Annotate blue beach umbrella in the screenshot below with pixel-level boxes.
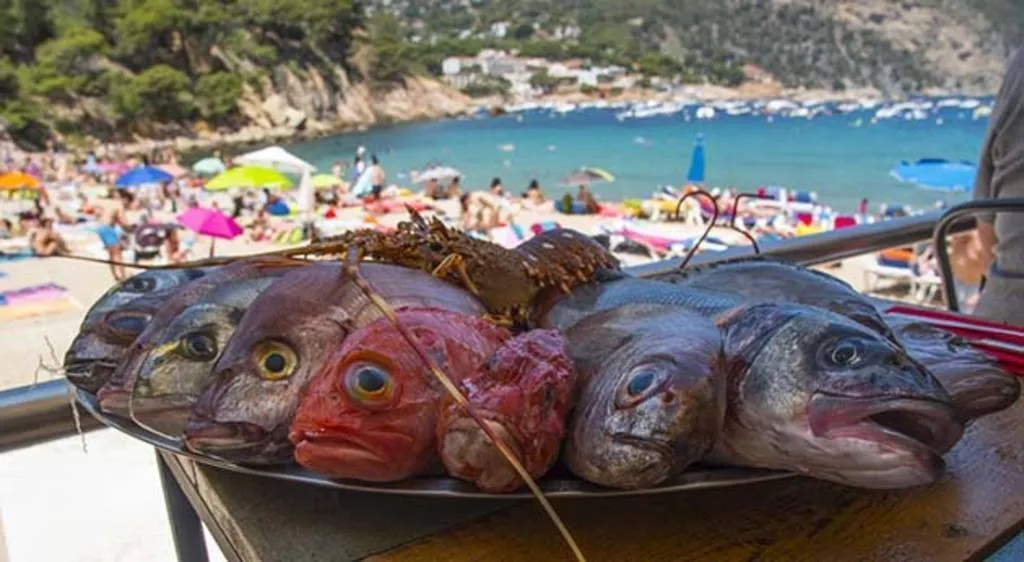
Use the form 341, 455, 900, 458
686, 134, 706, 184
890, 158, 977, 192
115, 165, 174, 188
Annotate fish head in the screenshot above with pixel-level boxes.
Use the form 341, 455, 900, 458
82, 268, 209, 326
182, 267, 361, 464
290, 309, 499, 482
564, 305, 726, 489
64, 289, 179, 394
890, 319, 1021, 422
828, 299, 899, 343
129, 303, 246, 437
718, 303, 963, 489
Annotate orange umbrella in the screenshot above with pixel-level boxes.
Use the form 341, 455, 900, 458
0, 172, 41, 190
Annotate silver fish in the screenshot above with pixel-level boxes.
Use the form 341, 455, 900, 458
543, 277, 963, 489
555, 303, 726, 489
129, 276, 284, 438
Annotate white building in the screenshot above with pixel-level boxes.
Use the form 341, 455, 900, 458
490, 22, 509, 39
441, 57, 462, 76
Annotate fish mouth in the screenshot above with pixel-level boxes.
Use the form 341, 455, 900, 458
96, 386, 130, 416
290, 429, 410, 482
809, 393, 963, 455
183, 419, 279, 463
64, 360, 117, 392
130, 395, 198, 438
943, 369, 1021, 422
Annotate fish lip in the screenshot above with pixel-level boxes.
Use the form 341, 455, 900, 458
97, 387, 130, 415
289, 429, 409, 464
184, 419, 270, 453
808, 393, 963, 454
609, 432, 674, 458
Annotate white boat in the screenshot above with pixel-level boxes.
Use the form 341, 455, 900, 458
695, 106, 716, 119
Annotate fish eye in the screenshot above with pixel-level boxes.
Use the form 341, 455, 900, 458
344, 362, 395, 406
253, 341, 298, 381
106, 312, 150, 336
616, 367, 666, 409
428, 241, 444, 252
627, 370, 656, 396
182, 333, 218, 361
828, 339, 864, 367
123, 276, 157, 293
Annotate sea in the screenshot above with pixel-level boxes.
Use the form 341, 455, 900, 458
284, 103, 992, 214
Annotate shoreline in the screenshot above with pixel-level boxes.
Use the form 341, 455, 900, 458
6, 79, 993, 162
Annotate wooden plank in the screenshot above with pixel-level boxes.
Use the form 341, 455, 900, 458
372, 398, 1024, 562
167, 456, 510, 561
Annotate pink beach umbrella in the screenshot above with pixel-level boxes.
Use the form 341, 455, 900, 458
98, 162, 131, 175
177, 207, 243, 257
158, 163, 188, 178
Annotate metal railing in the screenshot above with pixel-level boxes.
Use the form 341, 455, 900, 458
0, 205, 988, 451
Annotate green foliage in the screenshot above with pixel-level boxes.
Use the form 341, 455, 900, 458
461, 76, 511, 98
529, 69, 559, 93
367, 12, 417, 87
112, 64, 193, 121
194, 71, 243, 123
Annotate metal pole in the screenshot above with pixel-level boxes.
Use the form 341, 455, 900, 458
157, 452, 210, 562
0, 380, 102, 452
932, 198, 1024, 312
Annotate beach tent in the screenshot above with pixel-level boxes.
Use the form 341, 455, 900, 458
686, 134, 706, 184
234, 146, 316, 225
890, 159, 977, 191
0, 172, 41, 190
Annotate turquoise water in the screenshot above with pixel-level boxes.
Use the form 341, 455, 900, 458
285, 106, 990, 214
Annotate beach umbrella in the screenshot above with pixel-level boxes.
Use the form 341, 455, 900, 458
192, 157, 226, 177
267, 200, 291, 216
234, 145, 315, 174
890, 159, 977, 192
158, 163, 188, 178
0, 171, 41, 190
311, 173, 344, 189
562, 167, 616, 185
686, 134, 706, 184
98, 162, 131, 175
204, 165, 293, 191
177, 207, 243, 258
116, 165, 174, 188
413, 166, 462, 183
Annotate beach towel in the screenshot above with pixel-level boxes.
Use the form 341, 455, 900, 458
364, 199, 430, 214
0, 283, 76, 321
530, 221, 560, 236
490, 224, 528, 249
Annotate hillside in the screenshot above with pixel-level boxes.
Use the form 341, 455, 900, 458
0, 0, 473, 149
378, 0, 1022, 95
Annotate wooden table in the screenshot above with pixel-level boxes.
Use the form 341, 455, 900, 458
160, 396, 1024, 562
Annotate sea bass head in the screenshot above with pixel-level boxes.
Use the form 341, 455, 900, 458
65, 268, 210, 393
289, 308, 508, 482
129, 276, 283, 438
438, 328, 577, 492
95, 258, 298, 416
561, 304, 726, 489
888, 316, 1021, 423
710, 302, 963, 489
184, 263, 486, 465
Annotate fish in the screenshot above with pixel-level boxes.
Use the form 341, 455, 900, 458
649, 257, 898, 343
128, 276, 286, 438
553, 304, 725, 489
289, 308, 509, 482
184, 263, 487, 465
541, 276, 963, 489
437, 328, 578, 492
886, 314, 1021, 423
64, 268, 212, 393
96, 258, 300, 416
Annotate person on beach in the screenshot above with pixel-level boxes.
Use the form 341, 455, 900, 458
332, 160, 344, 178
29, 218, 70, 257
970, 46, 1024, 325
490, 177, 505, 197
96, 189, 131, 281
446, 176, 463, 199
369, 156, 386, 201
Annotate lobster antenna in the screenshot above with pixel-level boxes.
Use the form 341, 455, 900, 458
726, 193, 762, 254
674, 188, 720, 269
338, 247, 586, 562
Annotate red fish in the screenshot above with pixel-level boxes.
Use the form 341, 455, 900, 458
289, 308, 509, 482
437, 329, 577, 492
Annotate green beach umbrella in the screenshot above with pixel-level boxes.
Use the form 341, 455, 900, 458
311, 173, 344, 189
192, 157, 226, 177
204, 165, 293, 191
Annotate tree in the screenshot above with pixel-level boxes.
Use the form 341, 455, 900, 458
35, 27, 107, 76
367, 12, 416, 87
112, 64, 193, 121
529, 69, 559, 93
511, 22, 534, 40
113, 0, 186, 69
194, 71, 243, 124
